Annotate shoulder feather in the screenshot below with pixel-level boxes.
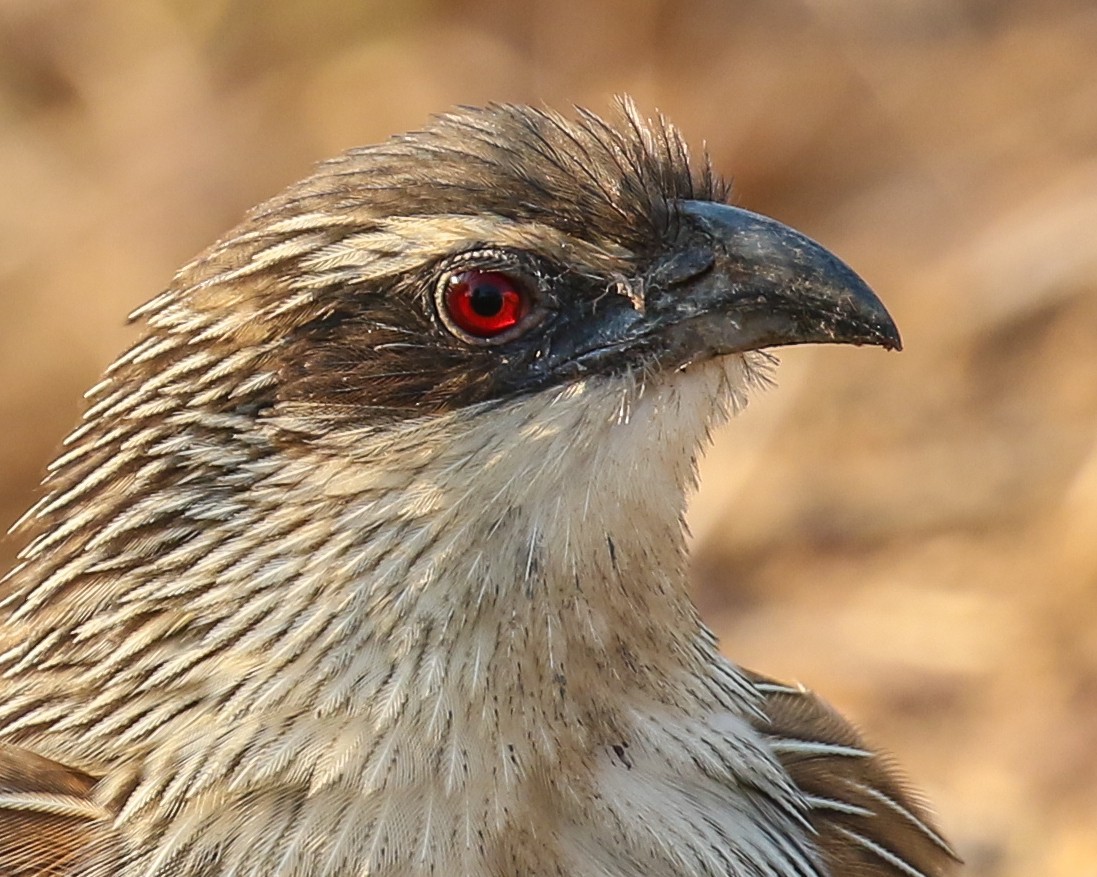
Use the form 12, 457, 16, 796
0, 744, 120, 876
744, 671, 961, 877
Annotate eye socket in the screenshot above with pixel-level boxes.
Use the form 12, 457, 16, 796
440, 269, 534, 341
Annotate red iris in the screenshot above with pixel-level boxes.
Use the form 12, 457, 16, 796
444, 270, 529, 338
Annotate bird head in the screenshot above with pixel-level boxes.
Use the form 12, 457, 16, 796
98, 102, 896, 494
156, 100, 896, 420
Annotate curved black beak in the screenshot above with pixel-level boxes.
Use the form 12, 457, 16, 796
538, 199, 900, 384
654, 200, 900, 358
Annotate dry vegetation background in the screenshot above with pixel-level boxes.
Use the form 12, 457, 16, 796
1, 0, 1096, 874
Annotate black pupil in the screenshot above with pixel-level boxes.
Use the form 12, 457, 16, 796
470, 282, 504, 316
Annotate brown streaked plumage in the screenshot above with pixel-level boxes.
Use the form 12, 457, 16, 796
0, 100, 958, 876
0, 743, 119, 875
745, 675, 957, 876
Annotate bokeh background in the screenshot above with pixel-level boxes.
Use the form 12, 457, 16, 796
2, 1, 1096, 874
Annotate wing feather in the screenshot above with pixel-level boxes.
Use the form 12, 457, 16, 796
0, 744, 121, 876
745, 672, 961, 877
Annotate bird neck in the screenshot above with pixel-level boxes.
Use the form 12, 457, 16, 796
1, 359, 814, 877
3, 365, 739, 752
239, 376, 721, 728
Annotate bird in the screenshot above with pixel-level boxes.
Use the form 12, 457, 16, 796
0, 100, 959, 877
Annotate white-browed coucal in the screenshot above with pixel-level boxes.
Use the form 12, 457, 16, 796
0, 101, 958, 877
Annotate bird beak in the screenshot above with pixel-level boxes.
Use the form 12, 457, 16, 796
659, 200, 901, 358
544, 200, 900, 382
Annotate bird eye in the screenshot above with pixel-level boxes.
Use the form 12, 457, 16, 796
440, 269, 533, 341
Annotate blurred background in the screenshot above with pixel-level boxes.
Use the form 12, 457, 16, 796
1, 0, 1095, 873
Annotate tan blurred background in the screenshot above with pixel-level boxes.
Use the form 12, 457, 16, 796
2, 0, 1096, 873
